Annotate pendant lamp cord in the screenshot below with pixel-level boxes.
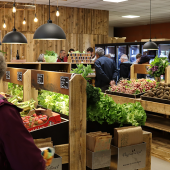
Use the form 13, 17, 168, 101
4, 4, 5, 21
14, 13, 15, 29
57, 0, 58, 7
150, 0, 151, 40
49, 0, 50, 20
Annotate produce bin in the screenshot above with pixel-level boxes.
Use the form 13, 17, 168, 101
141, 95, 170, 104
31, 118, 69, 145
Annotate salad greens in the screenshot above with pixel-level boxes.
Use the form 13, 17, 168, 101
38, 90, 69, 116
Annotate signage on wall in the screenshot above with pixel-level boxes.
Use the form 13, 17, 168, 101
60, 76, 69, 89
37, 74, 44, 85
6, 71, 10, 80
17, 72, 22, 82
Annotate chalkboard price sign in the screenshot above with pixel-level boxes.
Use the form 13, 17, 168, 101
6, 71, 10, 80
17, 72, 22, 81
37, 74, 44, 85
60, 76, 69, 89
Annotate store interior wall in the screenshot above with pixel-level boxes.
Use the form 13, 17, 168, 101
114, 22, 170, 42
109, 26, 114, 37
1, 2, 110, 62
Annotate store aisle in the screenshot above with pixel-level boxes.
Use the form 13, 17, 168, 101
151, 156, 170, 170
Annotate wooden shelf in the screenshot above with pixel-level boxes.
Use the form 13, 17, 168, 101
145, 115, 170, 133
152, 137, 170, 163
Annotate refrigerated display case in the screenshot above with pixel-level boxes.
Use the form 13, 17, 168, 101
105, 46, 116, 61
128, 45, 140, 63
117, 45, 127, 69
158, 44, 170, 59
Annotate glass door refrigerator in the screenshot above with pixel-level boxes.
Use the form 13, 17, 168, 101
105, 45, 116, 62
116, 44, 127, 69
157, 43, 170, 59
128, 43, 140, 63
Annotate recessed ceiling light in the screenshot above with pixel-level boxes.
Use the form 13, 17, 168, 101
122, 15, 140, 18
103, 0, 128, 2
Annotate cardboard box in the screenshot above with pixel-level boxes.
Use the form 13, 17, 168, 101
26, 108, 61, 132
111, 143, 146, 170
115, 37, 126, 43
114, 126, 143, 148
86, 149, 111, 169
141, 38, 170, 42
87, 131, 112, 152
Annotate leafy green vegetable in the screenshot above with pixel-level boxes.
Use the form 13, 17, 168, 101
44, 50, 58, 63
38, 90, 69, 115
45, 50, 56, 56
148, 56, 169, 77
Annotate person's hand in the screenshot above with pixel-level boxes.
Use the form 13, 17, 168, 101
110, 80, 115, 86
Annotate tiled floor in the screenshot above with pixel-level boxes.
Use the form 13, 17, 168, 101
151, 156, 170, 170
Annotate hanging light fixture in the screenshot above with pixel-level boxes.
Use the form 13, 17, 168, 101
3, 4, 6, 28
33, 0, 66, 40
34, 0, 38, 22
56, 0, 60, 17
2, 13, 27, 44
143, 0, 158, 50
12, 0, 16, 13
23, 8, 26, 25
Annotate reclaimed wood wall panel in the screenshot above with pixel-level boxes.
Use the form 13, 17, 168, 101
0, 2, 109, 61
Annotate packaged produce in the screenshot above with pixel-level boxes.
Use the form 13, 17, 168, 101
23, 108, 61, 132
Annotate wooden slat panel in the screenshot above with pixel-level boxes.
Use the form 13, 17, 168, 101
134, 64, 150, 74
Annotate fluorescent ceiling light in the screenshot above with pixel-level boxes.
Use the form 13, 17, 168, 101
122, 15, 140, 18
103, 0, 128, 2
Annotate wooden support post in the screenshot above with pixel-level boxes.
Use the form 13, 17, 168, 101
23, 70, 32, 101
130, 64, 136, 79
31, 87, 38, 106
165, 65, 170, 84
0, 79, 4, 92
69, 75, 87, 170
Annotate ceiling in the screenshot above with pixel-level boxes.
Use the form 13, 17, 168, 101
0, 0, 170, 27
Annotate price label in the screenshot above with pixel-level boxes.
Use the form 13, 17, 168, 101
60, 76, 69, 89
6, 71, 10, 80
37, 74, 44, 85
17, 72, 22, 81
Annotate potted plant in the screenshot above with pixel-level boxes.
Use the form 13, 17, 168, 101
148, 56, 169, 82
44, 50, 58, 63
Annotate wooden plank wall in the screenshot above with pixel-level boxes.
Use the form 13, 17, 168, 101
0, 2, 111, 62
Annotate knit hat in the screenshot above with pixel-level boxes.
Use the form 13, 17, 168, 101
138, 55, 150, 64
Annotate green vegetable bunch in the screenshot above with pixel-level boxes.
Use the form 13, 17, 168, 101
45, 50, 56, 56
8, 83, 23, 101
148, 56, 169, 77
38, 90, 69, 116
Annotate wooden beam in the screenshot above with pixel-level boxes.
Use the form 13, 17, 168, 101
69, 75, 87, 170
55, 144, 69, 164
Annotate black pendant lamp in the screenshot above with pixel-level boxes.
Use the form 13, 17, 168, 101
2, 13, 27, 44
33, 0, 66, 40
143, 0, 158, 50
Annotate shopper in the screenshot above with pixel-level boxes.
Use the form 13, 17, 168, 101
57, 50, 67, 62
95, 47, 118, 92
120, 54, 131, 63
119, 54, 132, 80
0, 54, 46, 170
37, 53, 45, 62
69, 48, 75, 53
138, 55, 150, 79
134, 53, 142, 64
105, 54, 111, 58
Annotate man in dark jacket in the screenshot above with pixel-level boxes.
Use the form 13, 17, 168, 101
95, 48, 118, 92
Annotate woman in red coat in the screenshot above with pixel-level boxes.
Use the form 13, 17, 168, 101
0, 54, 46, 170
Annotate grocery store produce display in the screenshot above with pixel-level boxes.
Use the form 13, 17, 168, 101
72, 64, 147, 126
110, 79, 157, 94
143, 82, 170, 99
38, 90, 69, 116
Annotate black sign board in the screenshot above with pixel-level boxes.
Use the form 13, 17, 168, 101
17, 72, 22, 81
37, 74, 44, 85
6, 71, 10, 80
60, 76, 69, 89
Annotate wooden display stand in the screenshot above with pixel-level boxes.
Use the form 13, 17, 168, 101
30, 70, 87, 170
0, 67, 38, 104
